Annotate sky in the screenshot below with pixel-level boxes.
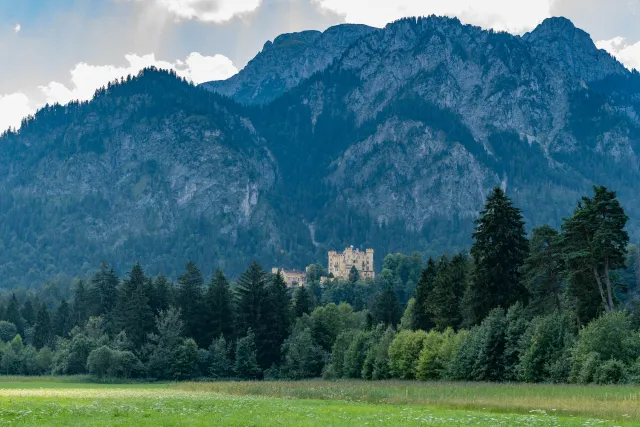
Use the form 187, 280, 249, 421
1, 0, 639, 132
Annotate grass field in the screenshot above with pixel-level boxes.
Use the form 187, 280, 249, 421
0, 378, 638, 426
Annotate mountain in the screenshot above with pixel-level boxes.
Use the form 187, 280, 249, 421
201, 24, 377, 105
1, 16, 640, 288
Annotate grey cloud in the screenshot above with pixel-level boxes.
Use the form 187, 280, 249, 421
551, 0, 640, 41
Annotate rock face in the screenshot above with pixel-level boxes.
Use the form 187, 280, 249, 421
1, 16, 640, 287
201, 24, 377, 105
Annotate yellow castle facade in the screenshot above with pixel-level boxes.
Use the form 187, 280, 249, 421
328, 246, 375, 280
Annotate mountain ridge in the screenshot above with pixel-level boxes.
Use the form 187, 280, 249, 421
1, 16, 640, 287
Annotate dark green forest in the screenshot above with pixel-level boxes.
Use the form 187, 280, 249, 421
1, 185, 639, 384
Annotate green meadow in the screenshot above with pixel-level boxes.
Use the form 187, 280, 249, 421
0, 378, 639, 426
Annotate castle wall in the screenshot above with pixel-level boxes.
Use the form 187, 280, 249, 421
328, 247, 375, 280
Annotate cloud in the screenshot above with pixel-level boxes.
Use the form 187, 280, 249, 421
39, 52, 238, 106
14, 24, 21, 33
312, 0, 553, 33
596, 37, 640, 71
0, 52, 238, 132
133, 0, 262, 22
0, 93, 33, 132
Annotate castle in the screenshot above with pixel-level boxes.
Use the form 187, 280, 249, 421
272, 246, 375, 286
328, 246, 375, 280
271, 268, 306, 287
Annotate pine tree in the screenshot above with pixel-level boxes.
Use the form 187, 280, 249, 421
53, 300, 72, 338
560, 186, 629, 313
427, 253, 468, 331
412, 258, 437, 331
5, 294, 23, 337
522, 226, 563, 315
261, 272, 292, 368
20, 300, 36, 328
208, 335, 232, 378
293, 286, 313, 318
202, 269, 235, 346
150, 275, 173, 315
177, 261, 204, 344
234, 329, 261, 379
372, 285, 402, 327
236, 262, 267, 337
32, 304, 52, 349
113, 262, 154, 347
72, 280, 90, 327
466, 188, 529, 325
90, 261, 119, 318
349, 266, 360, 284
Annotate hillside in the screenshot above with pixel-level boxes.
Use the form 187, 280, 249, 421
1, 16, 640, 287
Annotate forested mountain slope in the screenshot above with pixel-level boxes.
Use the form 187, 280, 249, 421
1, 16, 640, 287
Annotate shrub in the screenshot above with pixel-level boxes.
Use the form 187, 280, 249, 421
280, 328, 325, 379
325, 330, 357, 379
362, 326, 396, 380
209, 336, 233, 378
594, 359, 627, 384
570, 312, 640, 383
234, 329, 261, 379
416, 331, 446, 380
86, 346, 113, 378
577, 352, 601, 384
518, 312, 575, 383
343, 330, 372, 379
388, 330, 427, 379
0, 321, 17, 343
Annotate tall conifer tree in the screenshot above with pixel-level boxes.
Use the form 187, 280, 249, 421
412, 258, 437, 331
33, 303, 52, 349
202, 269, 235, 345
465, 188, 529, 325
53, 300, 72, 338
113, 262, 154, 347
5, 294, 23, 337
177, 261, 204, 344
261, 272, 292, 368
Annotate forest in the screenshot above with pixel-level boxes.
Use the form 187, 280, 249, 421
0, 185, 639, 384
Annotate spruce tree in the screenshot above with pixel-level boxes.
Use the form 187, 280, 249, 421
20, 300, 36, 328
113, 262, 154, 347
293, 286, 313, 318
236, 262, 267, 336
53, 300, 72, 338
177, 261, 204, 344
150, 275, 173, 315
209, 335, 232, 378
427, 253, 468, 331
32, 304, 52, 349
522, 226, 563, 315
202, 269, 235, 346
236, 262, 269, 368
90, 261, 119, 318
234, 329, 261, 379
412, 258, 437, 331
72, 280, 90, 327
466, 188, 529, 325
5, 294, 23, 337
261, 272, 292, 368
372, 286, 402, 327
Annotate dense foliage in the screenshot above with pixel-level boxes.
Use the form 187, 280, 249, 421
0, 186, 639, 383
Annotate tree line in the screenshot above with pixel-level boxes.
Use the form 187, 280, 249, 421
0, 185, 639, 383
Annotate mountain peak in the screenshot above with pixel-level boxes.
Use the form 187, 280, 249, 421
523, 16, 626, 82
202, 23, 376, 105
525, 17, 589, 44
